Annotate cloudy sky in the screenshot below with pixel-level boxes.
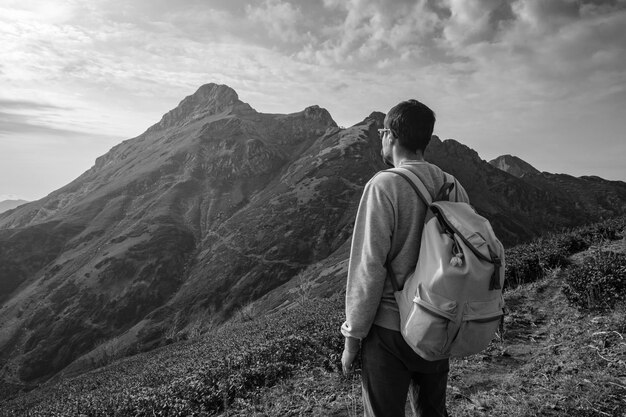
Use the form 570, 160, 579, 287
1, 0, 625, 201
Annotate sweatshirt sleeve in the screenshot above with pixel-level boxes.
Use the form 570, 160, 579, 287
341, 176, 394, 340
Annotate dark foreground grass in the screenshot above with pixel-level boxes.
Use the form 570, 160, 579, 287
1, 297, 346, 416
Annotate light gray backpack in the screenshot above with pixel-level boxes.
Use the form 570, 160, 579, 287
388, 167, 505, 361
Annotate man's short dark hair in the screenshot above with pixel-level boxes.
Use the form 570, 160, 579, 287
386, 100, 436, 153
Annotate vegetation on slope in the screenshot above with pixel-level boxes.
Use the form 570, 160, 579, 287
1, 298, 345, 416
563, 249, 626, 311
1, 216, 624, 416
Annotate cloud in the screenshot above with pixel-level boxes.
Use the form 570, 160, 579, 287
1, 0, 362, 132
1, 0, 624, 188
0, 108, 116, 139
246, 0, 306, 43
297, 0, 446, 67
0, 98, 87, 139
442, 0, 514, 47
0, 0, 79, 24
0, 194, 27, 201
289, 0, 626, 105
0, 99, 67, 112
479, 1, 626, 102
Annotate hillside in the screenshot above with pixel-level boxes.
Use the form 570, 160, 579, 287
1, 83, 626, 392
1, 217, 624, 416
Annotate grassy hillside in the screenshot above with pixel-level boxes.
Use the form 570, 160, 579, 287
1, 217, 625, 416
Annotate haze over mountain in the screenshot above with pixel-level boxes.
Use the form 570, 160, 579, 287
1, 83, 625, 393
0, 200, 28, 215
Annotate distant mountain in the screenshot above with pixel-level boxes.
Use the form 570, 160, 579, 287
1, 83, 625, 391
489, 154, 541, 178
0, 200, 28, 214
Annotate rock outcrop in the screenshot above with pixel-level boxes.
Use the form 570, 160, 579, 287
489, 154, 541, 178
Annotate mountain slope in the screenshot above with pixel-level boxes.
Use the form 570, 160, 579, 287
0, 84, 379, 386
0, 84, 344, 383
1, 84, 626, 392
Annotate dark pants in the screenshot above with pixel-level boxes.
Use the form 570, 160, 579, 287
361, 325, 450, 417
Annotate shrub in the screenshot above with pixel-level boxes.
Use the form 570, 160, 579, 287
504, 239, 571, 288
553, 232, 590, 255
577, 216, 626, 243
504, 247, 544, 288
503, 216, 625, 289
563, 251, 626, 311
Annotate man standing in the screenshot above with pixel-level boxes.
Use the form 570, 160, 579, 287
341, 100, 469, 416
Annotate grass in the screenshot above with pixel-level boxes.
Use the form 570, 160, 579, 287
0, 216, 625, 416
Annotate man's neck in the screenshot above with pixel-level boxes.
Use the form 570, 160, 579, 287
393, 149, 425, 167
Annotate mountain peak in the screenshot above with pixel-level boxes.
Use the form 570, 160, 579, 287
193, 83, 239, 104
302, 105, 337, 127
366, 111, 385, 124
489, 154, 541, 178
151, 83, 254, 131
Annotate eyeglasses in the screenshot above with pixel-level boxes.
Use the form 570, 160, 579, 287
378, 128, 391, 139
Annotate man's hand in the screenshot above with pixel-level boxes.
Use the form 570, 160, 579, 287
341, 336, 360, 376
341, 347, 358, 375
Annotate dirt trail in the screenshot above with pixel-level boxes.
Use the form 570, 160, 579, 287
446, 273, 561, 407
447, 242, 626, 416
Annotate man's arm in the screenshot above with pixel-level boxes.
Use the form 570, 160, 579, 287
341, 176, 394, 372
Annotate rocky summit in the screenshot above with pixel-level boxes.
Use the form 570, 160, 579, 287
1, 83, 625, 392
489, 154, 541, 178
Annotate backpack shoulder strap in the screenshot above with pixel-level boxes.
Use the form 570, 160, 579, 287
386, 167, 433, 206
384, 167, 433, 293
433, 173, 458, 202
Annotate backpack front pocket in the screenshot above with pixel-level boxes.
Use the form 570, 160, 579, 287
450, 298, 503, 357
398, 284, 458, 360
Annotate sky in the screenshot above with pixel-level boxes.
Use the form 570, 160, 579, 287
1, 0, 625, 202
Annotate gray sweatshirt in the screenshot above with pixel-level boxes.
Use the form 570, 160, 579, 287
341, 160, 469, 340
